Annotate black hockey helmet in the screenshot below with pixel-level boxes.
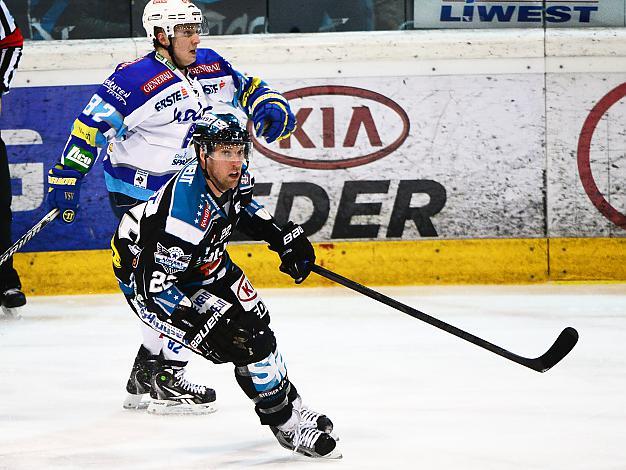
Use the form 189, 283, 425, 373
192, 114, 252, 163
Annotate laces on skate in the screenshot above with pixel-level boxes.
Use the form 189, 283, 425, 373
174, 368, 207, 395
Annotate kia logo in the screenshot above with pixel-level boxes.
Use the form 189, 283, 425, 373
251, 86, 410, 170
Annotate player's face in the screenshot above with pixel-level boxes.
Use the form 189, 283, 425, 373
200, 144, 246, 193
171, 23, 201, 67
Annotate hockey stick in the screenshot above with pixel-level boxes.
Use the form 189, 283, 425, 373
310, 264, 578, 373
0, 208, 60, 268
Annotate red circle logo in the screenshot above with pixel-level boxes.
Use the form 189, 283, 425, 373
577, 82, 626, 230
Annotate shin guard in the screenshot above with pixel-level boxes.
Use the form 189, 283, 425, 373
235, 348, 299, 426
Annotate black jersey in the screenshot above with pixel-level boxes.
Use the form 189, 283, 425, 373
112, 159, 282, 318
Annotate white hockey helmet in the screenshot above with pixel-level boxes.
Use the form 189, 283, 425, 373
142, 0, 203, 39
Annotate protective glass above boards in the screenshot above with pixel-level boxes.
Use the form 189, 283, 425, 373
9, 0, 408, 40
7, 0, 624, 41
7, 0, 132, 40
130, 0, 268, 37
266, 0, 407, 33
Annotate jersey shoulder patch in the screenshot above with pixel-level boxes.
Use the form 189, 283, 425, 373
104, 53, 179, 110
118, 52, 181, 97
115, 55, 148, 72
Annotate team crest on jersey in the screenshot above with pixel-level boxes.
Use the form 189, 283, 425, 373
154, 244, 192, 274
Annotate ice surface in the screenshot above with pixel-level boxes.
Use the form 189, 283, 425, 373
1, 283, 625, 470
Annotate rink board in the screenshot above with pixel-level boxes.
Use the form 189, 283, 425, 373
3, 30, 626, 293
13, 237, 626, 295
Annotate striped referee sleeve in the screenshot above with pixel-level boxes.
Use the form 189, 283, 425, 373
0, 45, 21, 94
0, 0, 17, 40
0, 0, 22, 94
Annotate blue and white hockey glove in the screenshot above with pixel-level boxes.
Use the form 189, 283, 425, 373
270, 222, 315, 284
240, 77, 296, 144
252, 97, 296, 144
47, 164, 83, 224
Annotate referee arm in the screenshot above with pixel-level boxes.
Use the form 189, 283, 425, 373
0, 0, 24, 113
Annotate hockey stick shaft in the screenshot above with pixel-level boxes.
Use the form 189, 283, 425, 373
0, 208, 60, 268
310, 264, 578, 373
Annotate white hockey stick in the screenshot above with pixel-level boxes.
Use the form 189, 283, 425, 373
0, 208, 60, 268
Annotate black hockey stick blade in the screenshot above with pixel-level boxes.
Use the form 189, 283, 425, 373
310, 264, 579, 373
522, 326, 579, 372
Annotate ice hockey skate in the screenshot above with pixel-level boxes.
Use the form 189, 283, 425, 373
0, 288, 26, 317
147, 360, 217, 415
293, 396, 338, 439
122, 346, 159, 410
270, 419, 342, 459
270, 405, 341, 459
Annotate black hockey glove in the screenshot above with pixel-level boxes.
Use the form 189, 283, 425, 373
159, 303, 244, 363
181, 306, 259, 364
270, 222, 315, 284
161, 304, 201, 332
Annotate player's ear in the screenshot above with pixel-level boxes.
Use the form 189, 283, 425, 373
198, 148, 207, 170
155, 28, 169, 48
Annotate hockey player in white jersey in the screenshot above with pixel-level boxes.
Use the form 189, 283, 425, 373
111, 114, 340, 458
46, 0, 296, 413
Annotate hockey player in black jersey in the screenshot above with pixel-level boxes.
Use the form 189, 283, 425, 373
111, 114, 340, 459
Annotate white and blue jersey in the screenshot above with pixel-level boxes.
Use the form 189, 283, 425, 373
59, 49, 274, 201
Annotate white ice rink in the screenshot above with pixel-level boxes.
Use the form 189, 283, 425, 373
1, 283, 625, 470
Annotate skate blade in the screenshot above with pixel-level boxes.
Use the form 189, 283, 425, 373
273, 431, 342, 460
319, 448, 342, 459
122, 393, 150, 410
1, 305, 23, 319
292, 446, 343, 460
147, 399, 217, 415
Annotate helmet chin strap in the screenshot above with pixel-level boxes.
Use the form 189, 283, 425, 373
167, 37, 186, 70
